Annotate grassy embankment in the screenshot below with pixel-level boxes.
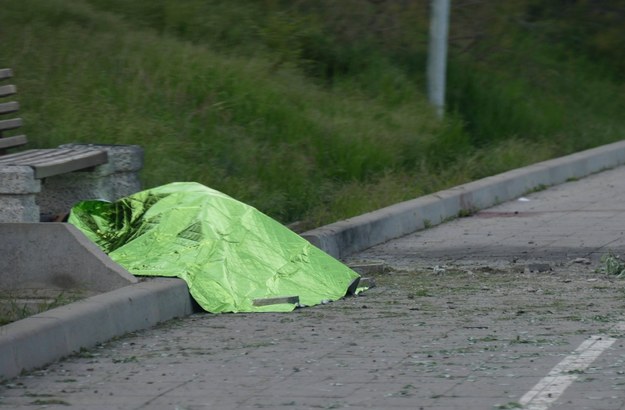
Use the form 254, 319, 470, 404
1, 0, 624, 229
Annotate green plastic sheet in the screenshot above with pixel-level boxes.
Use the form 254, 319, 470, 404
68, 182, 360, 313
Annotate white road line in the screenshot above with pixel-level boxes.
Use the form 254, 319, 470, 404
519, 328, 622, 410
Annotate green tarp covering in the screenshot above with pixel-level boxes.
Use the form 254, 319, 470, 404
69, 182, 360, 313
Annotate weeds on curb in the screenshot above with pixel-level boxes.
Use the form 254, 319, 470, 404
597, 251, 625, 278
495, 403, 522, 409
0, 291, 84, 326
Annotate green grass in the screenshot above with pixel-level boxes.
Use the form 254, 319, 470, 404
598, 251, 625, 277
2, 0, 625, 228
0, 290, 85, 326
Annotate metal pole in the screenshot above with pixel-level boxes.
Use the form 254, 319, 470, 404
427, 0, 450, 118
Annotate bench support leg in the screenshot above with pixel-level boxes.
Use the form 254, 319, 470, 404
37, 144, 144, 219
0, 166, 41, 222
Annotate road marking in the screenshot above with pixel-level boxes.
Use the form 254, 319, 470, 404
519, 325, 623, 410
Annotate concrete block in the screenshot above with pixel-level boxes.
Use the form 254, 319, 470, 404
0, 195, 39, 222
108, 171, 142, 199
35, 144, 144, 218
358, 277, 376, 288
37, 172, 114, 218
0, 166, 41, 222
0, 166, 40, 194
0, 145, 143, 221
37, 172, 140, 217
60, 143, 144, 174
0, 223, 137, 292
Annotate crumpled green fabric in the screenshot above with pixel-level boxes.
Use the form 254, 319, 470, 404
68, 182, 361, 313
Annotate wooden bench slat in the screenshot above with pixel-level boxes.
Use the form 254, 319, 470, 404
0, 68, 13, 81
0, 84, 17, 98
0, 69, 115, 184
0, 117, 22, 132
1, 148, 103, 166
0, 148, 108, 178
0, 148, 107, 164
0, 69, 112, 179
0, 135, 28, 150
0, 101, 19, 115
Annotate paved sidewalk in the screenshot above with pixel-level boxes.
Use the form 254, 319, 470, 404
2, 166, 625, 409
355, 164, 625, 266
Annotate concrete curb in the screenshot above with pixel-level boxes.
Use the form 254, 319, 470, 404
0, 278, 193, 380
302, 139, 625, 259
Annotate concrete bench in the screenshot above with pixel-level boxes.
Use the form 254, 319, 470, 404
0, 68, 144, 222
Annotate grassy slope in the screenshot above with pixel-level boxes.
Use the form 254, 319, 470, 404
1, 0, 624, 228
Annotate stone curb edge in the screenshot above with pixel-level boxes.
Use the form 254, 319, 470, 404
302, 140, 625, 259
0, 278, 193, 380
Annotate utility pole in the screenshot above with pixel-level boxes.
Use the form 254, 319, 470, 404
427, 0, 451, 119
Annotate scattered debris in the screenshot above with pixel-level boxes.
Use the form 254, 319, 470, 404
253, 296, 300, 307
348, 260, 387, 275
597, 251, 625, 278
517, 197, 530, 202
432, 265, 446, 275
345, 276, 376, 295
525, 263, 552, 273
572, 257, 591, 265
358, 277, 376, 289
